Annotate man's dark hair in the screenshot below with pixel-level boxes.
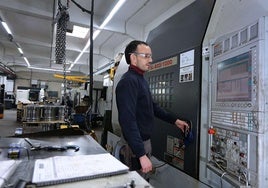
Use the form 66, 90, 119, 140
124, 40, 149, 64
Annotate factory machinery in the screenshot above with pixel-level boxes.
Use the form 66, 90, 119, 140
108, 1, 268, 187
204, 16, 268, 188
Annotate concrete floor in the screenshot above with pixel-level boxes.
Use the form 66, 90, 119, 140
0, 109, 25, 137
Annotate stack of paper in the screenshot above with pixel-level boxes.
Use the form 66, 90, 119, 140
32, 153, 129, 186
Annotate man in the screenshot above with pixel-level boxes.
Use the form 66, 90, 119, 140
116, 40, 189, 174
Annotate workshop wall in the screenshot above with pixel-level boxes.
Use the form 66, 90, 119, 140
15, 71, 63, 98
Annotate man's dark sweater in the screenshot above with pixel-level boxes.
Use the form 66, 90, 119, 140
116, 65, 177, 158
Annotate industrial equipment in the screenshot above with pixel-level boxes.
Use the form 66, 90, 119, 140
206, 16, 268, 188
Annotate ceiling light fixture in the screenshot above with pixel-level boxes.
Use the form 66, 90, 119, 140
0, 17, 31, 69
17, 47, 23, 54
66, 25, 89, 38
99, 0, 126, 29
68, 29, 101, 70
29, 66, 70, 73
68, 0, 126, 71
23, 57, 31, 67
14, 42, 24, 55
1, 21, 12, 35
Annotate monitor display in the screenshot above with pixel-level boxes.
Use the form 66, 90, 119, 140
216, 52, 252, 102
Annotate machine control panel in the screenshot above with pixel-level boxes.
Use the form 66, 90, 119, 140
208, 126, 257, 186
207, 17, 268, 187
211, 110, 258, 132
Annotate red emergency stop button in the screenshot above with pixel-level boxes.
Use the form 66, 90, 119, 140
208, 128, 216, 135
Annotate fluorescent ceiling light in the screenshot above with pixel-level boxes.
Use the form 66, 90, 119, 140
67, 25, 89, 38
68, 29, 102, 71
23, 57, 30, 67
100, 0, 126, 29
17, 47, 23, 54
29, 66, 70, 73
1, 21, 12, 34
68, 0, 126, 71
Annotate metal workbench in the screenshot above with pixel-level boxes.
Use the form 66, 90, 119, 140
0, 128, 152, 188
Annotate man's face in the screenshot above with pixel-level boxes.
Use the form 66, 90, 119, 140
130, 44, 152, 72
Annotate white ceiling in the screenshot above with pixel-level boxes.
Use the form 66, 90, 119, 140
0, 0, 193, 76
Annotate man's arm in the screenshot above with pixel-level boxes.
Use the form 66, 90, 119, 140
153, 102, 189, 132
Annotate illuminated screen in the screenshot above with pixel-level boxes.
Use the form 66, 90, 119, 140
217, 52, 252, 102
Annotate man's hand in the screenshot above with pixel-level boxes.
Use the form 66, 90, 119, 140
175, 119, 189, 132
139, 155, 152, 173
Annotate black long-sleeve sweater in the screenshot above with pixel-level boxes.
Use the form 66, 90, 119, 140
116, 65, 178, 158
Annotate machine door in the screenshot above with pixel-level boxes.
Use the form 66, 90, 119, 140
146, 0, 215, 179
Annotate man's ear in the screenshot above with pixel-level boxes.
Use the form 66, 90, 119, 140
130, 53, 137, 66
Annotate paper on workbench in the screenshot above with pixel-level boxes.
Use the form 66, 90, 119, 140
32, 153, 129, 186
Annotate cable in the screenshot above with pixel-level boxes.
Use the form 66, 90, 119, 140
153, 162, 167, 169
211, 157, 226, 171
70, 0, 91, 14
220, 171, 227, 188
239, 171, 249, 186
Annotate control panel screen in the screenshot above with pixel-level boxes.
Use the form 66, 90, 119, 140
216, 51, 252, 102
